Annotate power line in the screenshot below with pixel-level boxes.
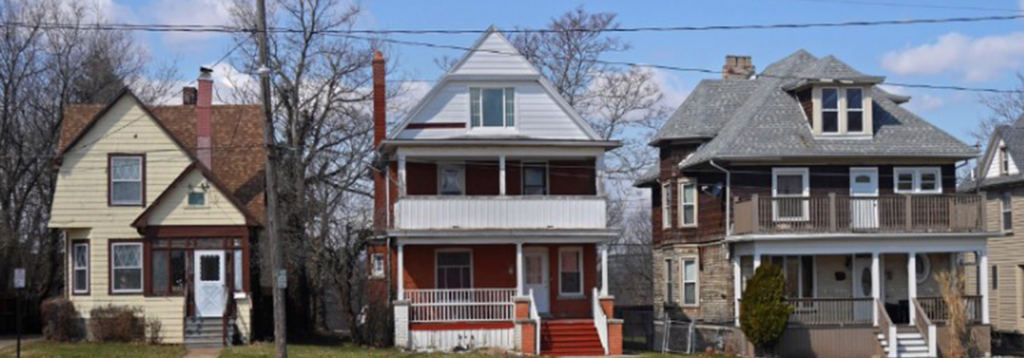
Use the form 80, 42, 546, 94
780, 0, 1024, 13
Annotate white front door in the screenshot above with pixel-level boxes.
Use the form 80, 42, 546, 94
194, 250, 227, 318
524, 249, 550, 314
850, 168, 879, 229
852, 257, 874, 322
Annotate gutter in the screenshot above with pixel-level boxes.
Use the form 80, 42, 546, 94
709, 160, 731, 237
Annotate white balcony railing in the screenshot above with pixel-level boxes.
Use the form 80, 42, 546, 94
406, 288, 516, 323
394, 196, 607, 230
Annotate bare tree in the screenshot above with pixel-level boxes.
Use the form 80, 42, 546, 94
228, 0, 403, 337
971, 73, 1024, 145
609, 206, 654, 305
0, 0, 175, 314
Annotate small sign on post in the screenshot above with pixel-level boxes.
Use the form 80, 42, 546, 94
276, 269, 287, 289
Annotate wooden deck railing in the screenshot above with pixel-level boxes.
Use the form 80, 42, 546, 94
916, 296, 983, 324
733, 193, 985, 235
406, 288, 516, 323
912, 298, 939, 357
786, 297, 874, 326
878, 299, 897, 358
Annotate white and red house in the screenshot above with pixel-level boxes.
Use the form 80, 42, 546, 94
367, 27, 624, 356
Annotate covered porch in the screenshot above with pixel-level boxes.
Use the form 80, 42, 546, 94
732, 236, 990, 358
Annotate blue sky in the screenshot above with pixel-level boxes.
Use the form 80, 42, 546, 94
99, 0, 1024, 145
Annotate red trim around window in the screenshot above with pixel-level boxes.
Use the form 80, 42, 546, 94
107, 153, 146, 207
70, 239, 90, 296
107, 239, 145, 296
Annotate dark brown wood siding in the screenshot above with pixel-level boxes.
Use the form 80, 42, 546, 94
405, 162, 437, 195
550, 159, 596, 196
465, 161, 499, 196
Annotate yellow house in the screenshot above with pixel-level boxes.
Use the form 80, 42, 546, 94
49, 68, 266, 347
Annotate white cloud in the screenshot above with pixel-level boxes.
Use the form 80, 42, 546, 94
389, 80, 432, 121
147, 0, 231, 48
650, 68, 690, 110
881, 32, 1024, 82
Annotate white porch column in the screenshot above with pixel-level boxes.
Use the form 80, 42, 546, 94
601, 244, 609, 296
872, 252, 881, 327
516, 242, 524, 295
908, 252, 917, 322
595, 155, 605, 196
499, 155, 507, 196
734, 255, 742, 327
753, 251, 762, 270
980, 250, 990, 324
397, 243, 405, 300
398, 153, 407, 196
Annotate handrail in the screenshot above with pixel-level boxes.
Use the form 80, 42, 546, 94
877, 298, 897, 358
917, 295, 982, 323
912, 298, 938, 358
592, 287, 609, 355
529, 289, 541, 355
786, 297, 873, 326
406, 288, 516, 322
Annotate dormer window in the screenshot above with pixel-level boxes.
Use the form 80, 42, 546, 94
1000, 145, 1010, 176
470, 87, 514, 128
813, 86, 871, 136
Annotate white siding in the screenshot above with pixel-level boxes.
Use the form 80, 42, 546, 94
450, 32, 537, 76
410, 328, 515, 351
987, 140, 1019, 178
397, 82, 590, 140
145, 169, 247, 226
394, 196, 606, 230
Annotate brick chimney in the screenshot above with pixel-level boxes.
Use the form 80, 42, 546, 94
197, 67, 213, 169
722, 55, 754, 80
372, 51, 387, 233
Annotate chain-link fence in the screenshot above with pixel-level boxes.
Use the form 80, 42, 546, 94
653, 318, 746, 356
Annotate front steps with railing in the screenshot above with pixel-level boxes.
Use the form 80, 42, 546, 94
878, 326, 933, 358
541, 319, 604, 356
185, 316, 234, 348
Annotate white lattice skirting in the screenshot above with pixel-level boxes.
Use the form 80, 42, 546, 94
409, 328, 514, 352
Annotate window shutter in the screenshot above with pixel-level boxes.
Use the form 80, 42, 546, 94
470, 88, 481, 127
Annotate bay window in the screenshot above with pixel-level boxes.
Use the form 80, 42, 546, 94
679, 180, 697, 227
665, 258, 674, 304
662, 182, 673, 229
681, 258, 698, 306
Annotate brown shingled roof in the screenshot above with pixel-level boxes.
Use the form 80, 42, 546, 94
59, 90, 267, 224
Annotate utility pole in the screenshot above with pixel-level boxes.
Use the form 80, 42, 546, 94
255, 0, 286, 357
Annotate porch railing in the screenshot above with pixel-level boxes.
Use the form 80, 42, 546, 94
733, 193, 985, 235
592, 287, 609, 355
786, 297, 874, 326
912, 298, 938, 358
878, 299, 897, 358
529, 289, 541, 355
916, 296, 983, 324
406, 288, 516, 323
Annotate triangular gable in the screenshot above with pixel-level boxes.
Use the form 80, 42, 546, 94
978, 130, 1003, 180
388, 26, 602, 141
132, 163, 260, 229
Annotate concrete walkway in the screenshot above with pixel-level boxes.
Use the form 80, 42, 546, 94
183, 348, 222, 358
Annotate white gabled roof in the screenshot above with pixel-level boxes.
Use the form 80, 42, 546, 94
388, 26, 603, 142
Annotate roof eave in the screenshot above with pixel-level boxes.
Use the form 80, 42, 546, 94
781, 76, 886, 92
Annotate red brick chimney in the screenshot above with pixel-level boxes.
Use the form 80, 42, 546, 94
722, 55, 754, 80
372, 51, 387, 233
197, 67, 213, 169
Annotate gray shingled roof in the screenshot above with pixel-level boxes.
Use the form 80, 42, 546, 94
963, 123, 1024, 190
639, 50, 977, 187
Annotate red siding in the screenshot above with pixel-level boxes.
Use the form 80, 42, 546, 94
466, 161, 500, 196
550, 160, 596, 195
406, 162, 437, 195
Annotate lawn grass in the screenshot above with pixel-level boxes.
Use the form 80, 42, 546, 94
0, 341, 185, 358
640, 352, 736, 358
219, 343, 515, 358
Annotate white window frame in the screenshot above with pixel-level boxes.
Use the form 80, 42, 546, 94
522, 161, 550, 196
110, 155, 143, 206
772, 167, 810, 221
1003, 192, 1013, 233
662, 182, 673, 229
110, 242, 144, 294
664, 258, 674, 304
437, 163, 466, 196
72, 243, 89, 294
820, 87, 841, 134
371, 253, 385, 278
680, 257, 699, 307
435, 249, 473, 289
893, 167, 942, 194
679, 179, 698, 227
469, 87, 516, 129
558, 247, 584, 297
845, 87, 866, 134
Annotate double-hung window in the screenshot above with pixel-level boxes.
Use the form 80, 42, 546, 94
1003, 192, 1013, 232
1001, 146, 1011, 176
470, 87, 515, 128
893, 167, 942, 194
523, 163, 548, 195
772, 168, 810, 221
662, 182, 673, 229
72, 242, 89, 294
679, 180, 697, 227
110, 155, 144, 206
681, 258, 698, 306
664, 259, 674, 304
846, 88, 864, 133
111, 242, 143, 293
821, 88, 840, 134
436, 250, 472, 289
559, 248, 583, 296
371, 253, 385, 278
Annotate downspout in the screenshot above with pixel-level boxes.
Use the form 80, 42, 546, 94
709, 160, 732, 237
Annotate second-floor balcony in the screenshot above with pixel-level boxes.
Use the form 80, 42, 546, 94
732, 193, 986, 236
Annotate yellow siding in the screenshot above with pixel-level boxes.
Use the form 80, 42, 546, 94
985, 188, 1024, 333
146, 169, 246, 226
49, 95, 249, 343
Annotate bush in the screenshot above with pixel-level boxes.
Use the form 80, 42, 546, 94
41, 298, 83, 342
147, 317, 163, 345
89, 305, 145, 343
740, 264, 792, 355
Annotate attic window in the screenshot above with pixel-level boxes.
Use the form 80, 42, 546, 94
814, 87, 870, 136
1000, 145, 1010, 176
470, 87, 514, 128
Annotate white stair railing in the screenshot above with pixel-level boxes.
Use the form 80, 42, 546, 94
529, 289, 541, 355
592, 287, 609, 355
